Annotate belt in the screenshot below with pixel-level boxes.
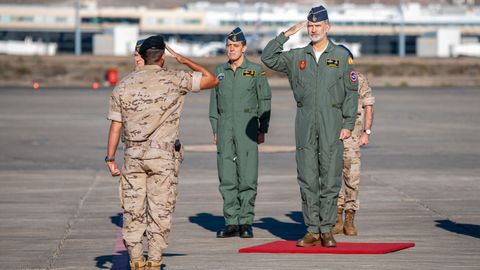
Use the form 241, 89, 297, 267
125, 140, 175, 151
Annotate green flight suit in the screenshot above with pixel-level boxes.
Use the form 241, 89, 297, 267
209, 57, 271, 226
261, 33, 358, 233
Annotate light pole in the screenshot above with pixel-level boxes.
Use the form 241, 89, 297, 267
74, 0, 82, 55
398, 0, 406, 57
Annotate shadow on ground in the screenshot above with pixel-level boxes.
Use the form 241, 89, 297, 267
254, 211, 306, 240
95, 251, 184, 270
94, 213, 185, 269
435, 219, 480, 239
189, 211, 306, 240
111, 212, 123, 228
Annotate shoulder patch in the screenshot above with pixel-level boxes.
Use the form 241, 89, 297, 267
217, 73, 225, 81
349, 71, 358, 83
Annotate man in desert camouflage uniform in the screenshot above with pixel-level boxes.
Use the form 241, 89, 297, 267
119, 38, 147, 209
105, 35, 218, 269
332, 64, 375, 236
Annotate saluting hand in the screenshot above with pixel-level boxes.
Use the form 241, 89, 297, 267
339, 128, 352, 141
165, 44, 188, 64
285, 21, 308, 37
257, 133, 265, 144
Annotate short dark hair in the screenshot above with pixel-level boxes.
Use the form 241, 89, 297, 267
141, 48, 165, 65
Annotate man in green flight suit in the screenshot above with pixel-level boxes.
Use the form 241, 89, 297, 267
261, 5, 359, 247
210, 27, 272, 239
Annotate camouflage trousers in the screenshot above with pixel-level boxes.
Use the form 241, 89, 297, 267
120, 157, 178, 261
338, 135, 361, 211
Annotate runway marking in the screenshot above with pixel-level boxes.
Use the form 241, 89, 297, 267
46, 172, 100, 269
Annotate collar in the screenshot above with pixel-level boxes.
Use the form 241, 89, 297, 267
137, 65, 165, 71
224, 56, 249, 71
306, 39, 332, 56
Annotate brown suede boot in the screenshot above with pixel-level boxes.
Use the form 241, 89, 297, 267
321, 232, 337, 247
296, 232, 321, 247
344, 209, 358, 236
332, 207, 344, 235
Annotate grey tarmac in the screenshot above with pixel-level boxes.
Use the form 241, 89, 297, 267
0, 85, 479, 269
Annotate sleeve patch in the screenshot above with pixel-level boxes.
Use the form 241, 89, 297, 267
349, 71, 358, 83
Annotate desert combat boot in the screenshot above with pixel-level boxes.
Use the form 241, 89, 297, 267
344, 209, 358, 236
332, 207, 344, 235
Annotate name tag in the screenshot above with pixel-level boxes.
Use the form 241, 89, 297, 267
326, 59, 339, 67
243, 70, 256, 77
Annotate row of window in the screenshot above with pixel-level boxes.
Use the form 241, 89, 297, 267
220, 20, 480, 27
1, 14, 478, 28
0, 15, 70, 24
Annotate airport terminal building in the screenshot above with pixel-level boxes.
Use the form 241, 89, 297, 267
1, 1, 479, 57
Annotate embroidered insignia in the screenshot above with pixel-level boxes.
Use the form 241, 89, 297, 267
217, 73, 225, 81
350, 71, 358, 83
243, 70, 256, 77
299, 60, 306, 70
326, 59, 339, 67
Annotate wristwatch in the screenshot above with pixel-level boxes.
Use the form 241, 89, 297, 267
364, 129, 372, 135
105, 156, 115, 163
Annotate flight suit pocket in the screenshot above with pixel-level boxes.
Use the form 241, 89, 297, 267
327, 76, 345, 105
331, 140, 344, 177
293, 78, 307, 102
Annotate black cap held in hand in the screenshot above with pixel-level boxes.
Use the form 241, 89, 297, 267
138, 35, 165, 55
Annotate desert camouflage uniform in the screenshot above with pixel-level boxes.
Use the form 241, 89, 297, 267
108, 65, 201, 261
338, 73, 375, 211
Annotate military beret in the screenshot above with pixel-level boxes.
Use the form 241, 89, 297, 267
138, 35, 165, 55
338, 44, 354, 59
135, 39, 145, 52
227, 27, 246, 43
307, 5, 328, 23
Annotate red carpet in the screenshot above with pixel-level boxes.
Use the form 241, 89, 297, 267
239, 241, 415, 254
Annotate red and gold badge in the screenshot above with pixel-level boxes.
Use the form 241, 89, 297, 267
298, 59, 306, 70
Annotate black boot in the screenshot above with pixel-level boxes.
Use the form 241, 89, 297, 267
216, 225, 239, 238
239, 224, 253, 238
